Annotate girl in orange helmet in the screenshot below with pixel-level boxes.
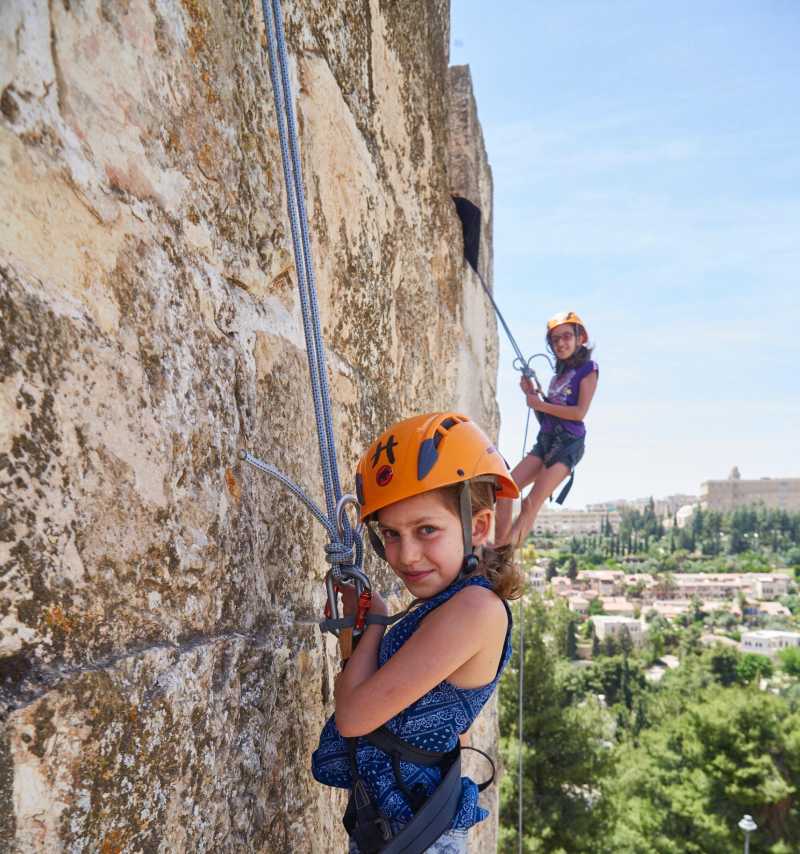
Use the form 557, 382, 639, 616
312, 412, 521, 853
495, 311, 599, 548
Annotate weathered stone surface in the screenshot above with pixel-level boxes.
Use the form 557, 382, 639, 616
448, 64, 494, 292
1, 1, 501, 851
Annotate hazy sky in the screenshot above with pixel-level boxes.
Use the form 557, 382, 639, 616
450, 0, 800, 507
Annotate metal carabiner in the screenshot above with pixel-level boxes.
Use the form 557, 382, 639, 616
335, 493, 365, 540
324, 570, 341, 632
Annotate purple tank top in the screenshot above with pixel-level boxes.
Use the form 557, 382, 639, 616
539, 360, 598, 437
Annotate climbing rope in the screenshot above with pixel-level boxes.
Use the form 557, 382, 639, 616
241, 0, 368, 659
473, 266, 554, 396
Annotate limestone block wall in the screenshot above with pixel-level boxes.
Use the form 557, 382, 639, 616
0, 1, 501, 851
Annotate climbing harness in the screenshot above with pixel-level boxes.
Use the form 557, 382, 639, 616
344, 727, 496, 854
240, 0, 371, 661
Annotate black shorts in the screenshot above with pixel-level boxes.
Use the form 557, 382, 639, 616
529, 428, 586, 471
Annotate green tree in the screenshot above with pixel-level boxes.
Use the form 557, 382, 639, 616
777, 646, 800, 677
588, 597, 605, 616
499, 596, 615, 852
565, 555, 578, 582
610, 687, 800, 853
708, 646, 740, 687
736, 653, 773, 684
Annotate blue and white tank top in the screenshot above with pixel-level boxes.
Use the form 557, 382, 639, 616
311, 575, 513, 830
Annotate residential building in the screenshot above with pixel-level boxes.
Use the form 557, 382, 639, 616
568, 596, 590, 616
587, 495, 698, 518
740, 630, 800, 657
700, 467, 800, 511
756, 601, 792, 619
529, 567, 547, 594
590, 615, 643, 645
600, 596, 639, 617
577, 570, 625, 596
646, 601, 690, 620
672, 574, 743, 600
534, 507, 621, 535
673, 504, 698, 529
752, 575, 790, 600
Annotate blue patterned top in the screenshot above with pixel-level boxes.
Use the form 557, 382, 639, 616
311, 575, 513, 830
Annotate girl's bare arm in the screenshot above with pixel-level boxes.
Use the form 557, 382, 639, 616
334, 585, 506, 736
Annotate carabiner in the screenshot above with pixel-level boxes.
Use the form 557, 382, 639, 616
335, 493, 365, 540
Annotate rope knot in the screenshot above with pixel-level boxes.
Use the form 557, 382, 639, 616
324, 540, 355, 568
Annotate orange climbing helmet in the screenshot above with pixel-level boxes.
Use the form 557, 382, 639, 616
355, 412, 519, 523
546, 310, 588, 339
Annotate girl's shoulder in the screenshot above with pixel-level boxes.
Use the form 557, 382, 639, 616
435, 578, 509, 627
576, 359, 599, 381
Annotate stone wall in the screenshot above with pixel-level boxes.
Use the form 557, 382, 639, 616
0, 1, 500, 851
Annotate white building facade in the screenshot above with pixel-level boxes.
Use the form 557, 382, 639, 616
740, 630, 800, 657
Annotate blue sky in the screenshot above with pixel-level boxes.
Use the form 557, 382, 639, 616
450, 0, 800, 506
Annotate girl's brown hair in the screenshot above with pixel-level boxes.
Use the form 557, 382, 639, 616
440, 481, 523, 601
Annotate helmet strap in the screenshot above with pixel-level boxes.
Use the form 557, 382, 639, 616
459, 481, 473, 557
459, 479, 492, 577
367, 523, 386, 561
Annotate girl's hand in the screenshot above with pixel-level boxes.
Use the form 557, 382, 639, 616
520, 375, 535, 395
368, 591, 389, 618
526, 390, 543, 410
339, 583, 388, 618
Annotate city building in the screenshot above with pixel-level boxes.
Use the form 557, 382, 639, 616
700, 467, 800, 511
672, 574, 744, 601
751, 575, 790, 600
577, 570, 625, 596
529, 566, 547, 594
568, 596, 590, 616
586, 495, 698, 519
600, 597, 639, 617
756, 601, 792, 619
534, 507, 621, 535
590, 615, 643, 645
646, 600, 690, 620
672, 504, 698, 529
740, 630, 800, 657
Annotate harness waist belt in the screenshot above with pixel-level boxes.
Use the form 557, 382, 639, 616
379, 751, 462, 854
345, 726, 462, 854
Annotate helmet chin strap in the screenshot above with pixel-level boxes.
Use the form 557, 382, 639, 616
368, 477, 494, 578
458, 480, 477, 576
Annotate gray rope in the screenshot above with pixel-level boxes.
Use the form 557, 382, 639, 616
474, 268, 529, 374
251, 0, 358, 580
240, 451, 335, 540
260, 0, 339, 516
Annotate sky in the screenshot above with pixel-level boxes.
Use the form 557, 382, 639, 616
450, 0, 800, 508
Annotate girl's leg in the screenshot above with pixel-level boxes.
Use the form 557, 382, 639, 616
494, 455, 543, 545
508, 462, 570, 548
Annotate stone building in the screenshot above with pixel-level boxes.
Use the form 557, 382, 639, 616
700, 468, 800, 512
589, 616, 643, 646
534, 507, 621, 535
740, 630, 800, 658
1, 2, 503, 851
